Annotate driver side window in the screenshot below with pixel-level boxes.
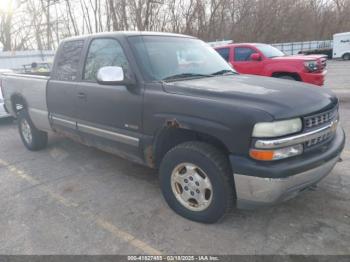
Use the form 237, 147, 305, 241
234, 47, 257, 61
83, 38, 129, 82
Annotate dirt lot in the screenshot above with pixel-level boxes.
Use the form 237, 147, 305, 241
0, 61, 349, 255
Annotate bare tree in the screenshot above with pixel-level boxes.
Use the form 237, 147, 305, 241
1, 0, 350, 51
0, 9, 13, 51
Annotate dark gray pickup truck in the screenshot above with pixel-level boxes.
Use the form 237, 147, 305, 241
1, 32, 345, 223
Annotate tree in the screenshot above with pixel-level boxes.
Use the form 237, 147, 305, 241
1, 0, 350, 51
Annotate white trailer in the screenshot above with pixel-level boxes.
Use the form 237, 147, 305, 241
333, 32, 350, 60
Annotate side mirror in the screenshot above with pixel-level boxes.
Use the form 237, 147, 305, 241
97, 66, 135, 86
250, 53, 262, 61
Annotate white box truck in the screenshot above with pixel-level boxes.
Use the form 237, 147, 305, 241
333, 32, 350, 60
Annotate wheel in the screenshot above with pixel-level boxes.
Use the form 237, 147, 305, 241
18, 110, 48, 151
275, 75, 296, 81
159, 142, 235, 223
343, 53, 350, 60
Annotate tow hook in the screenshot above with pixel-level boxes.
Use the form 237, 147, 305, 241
338, 157, 343, 163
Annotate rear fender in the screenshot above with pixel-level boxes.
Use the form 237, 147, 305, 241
10, 93, 27, 116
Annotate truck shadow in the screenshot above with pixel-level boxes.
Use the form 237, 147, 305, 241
35, 131, 346, 239
8, 131, 348, 255
45, 134, 342, 224
0, 117, 14, 126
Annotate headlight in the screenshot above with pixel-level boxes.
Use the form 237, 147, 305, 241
304, 60, 318, 72
252, 118, 302, 138
250, 144, 303, 161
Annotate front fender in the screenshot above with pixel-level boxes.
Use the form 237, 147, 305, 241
150, 113, 235, 153
154, 113, 232, 132
264, 64, 300, 76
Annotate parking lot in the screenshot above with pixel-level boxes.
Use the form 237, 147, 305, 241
325, 60, 350, 90
0, 61, 349, 255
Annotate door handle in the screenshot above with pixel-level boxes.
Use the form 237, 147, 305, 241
77, 92, 87, 99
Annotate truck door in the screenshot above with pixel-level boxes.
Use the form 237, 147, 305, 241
232, 46, 264, 75
75, 37, 143, 160
47, 40, 85, 135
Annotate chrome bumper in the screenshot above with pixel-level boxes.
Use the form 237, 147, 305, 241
234, 156, 340, 209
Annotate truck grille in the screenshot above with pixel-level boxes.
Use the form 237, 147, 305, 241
304, 106, 338, 130
320, 58, 327, 70
303, 105, 338, 148
305, 130, 333, 148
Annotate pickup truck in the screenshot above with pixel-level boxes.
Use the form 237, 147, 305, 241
215, 43, 327, 86
1, 32, 345, 223
0, 69, 13, 119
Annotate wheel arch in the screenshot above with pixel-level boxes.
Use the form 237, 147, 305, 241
149, 118, 231, 168
271, 72, 301, 81
342, 52, 350, 60
10, 93, 28, 116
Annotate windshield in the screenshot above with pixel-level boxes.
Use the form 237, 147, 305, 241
128, 36, 235, 81
255, 44, 285, 58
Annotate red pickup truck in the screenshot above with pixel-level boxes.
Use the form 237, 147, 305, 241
214, 43, 327, 86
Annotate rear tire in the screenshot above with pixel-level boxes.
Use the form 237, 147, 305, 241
18, 110, 48, 151
159, 142, 235, 223
343, 53, 350, 61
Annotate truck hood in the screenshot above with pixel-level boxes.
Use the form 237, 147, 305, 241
163, 74, 337, 119
271, 55, 326, 61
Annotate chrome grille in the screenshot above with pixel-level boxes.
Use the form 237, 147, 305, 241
304, 106, 338, 130
320, 58, 327, 70
305, 130, 333, 148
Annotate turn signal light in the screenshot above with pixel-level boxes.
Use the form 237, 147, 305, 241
249, 149, 275, 161
250, 144, 303, 161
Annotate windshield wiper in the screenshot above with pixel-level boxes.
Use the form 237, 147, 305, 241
211, 69, 237, 76
162, 73, 212, 81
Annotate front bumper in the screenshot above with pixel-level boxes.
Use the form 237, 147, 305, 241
300, 70, 326, 86
230, 127, 345, 209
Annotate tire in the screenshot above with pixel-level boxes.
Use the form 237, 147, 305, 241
343, 53, 350, 61
18, 110, 48, 151
275, 75, 296, 81
159, 141, 235, 223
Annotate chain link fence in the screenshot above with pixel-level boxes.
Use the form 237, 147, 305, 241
272, 40, 333, 55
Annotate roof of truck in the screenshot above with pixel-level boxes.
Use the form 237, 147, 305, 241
62, 31, 194, 42
334, 32, 350, 37
213, 43, 267, 49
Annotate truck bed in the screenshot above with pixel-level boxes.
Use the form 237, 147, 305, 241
1, 73, 51, 132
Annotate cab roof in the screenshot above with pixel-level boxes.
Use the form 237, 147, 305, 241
61, 31, 194, 43
333, 32, 350, 37
213, 43, 267, 49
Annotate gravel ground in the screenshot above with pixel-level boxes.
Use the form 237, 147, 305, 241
325, 60, 350, 90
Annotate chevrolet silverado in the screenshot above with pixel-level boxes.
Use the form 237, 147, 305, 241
1, 32, 345, 223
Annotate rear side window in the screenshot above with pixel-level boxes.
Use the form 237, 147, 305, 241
51, 40, 84, 81
234, 47, 257, 61
216, 48, 230, 61
83, 38, 129, 82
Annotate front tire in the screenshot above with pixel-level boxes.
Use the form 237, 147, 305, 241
159, 142, 235, 223
275, 75, 297, 81
343, 53, 350, 61
18, 110, 48, 151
